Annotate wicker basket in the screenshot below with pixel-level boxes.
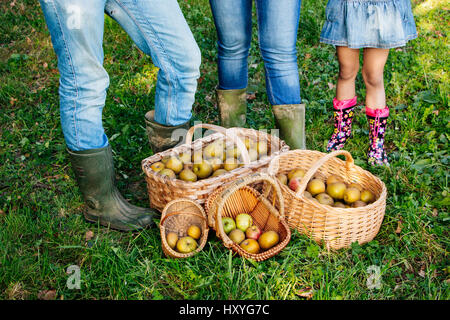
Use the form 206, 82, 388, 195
160, 199, 209, 258
266, 149, 387, 250
206, 172, 291, 261
142, 123, 289, 211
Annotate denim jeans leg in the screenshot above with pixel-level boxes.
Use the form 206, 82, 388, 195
256, 0, 302, 105
106, 0, 201, 126
39, 0, 110, 151
209, 0, 252, 90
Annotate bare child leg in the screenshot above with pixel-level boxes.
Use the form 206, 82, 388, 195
362, 48, 389, 109
362, 48, 390, 166
336, 46, 360, 100
327, 46, 360, 152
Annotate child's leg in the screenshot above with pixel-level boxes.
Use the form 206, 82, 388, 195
362, 48, 390, 166
362, 48, 389, 108
336, 46, 360, 100
327, 46, 359, 152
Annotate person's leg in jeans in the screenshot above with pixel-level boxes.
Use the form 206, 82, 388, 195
256, 0, 301, 105
256, 0, 305, 149
39, 0, 200, 230
39, 0, 109, 152
104, 0, 201, 151
209, 0, 252, 127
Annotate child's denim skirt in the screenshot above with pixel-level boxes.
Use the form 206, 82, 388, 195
320, 0, 418, 49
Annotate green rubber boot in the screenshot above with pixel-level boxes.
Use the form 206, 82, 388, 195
145, 110, 190, 153
272, 104, 307, 150
68, 145, 156, 231
216, 87, 247, 128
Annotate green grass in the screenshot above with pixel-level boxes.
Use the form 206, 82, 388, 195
0, 0, 448, 300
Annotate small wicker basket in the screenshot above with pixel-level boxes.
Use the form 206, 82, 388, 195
266, 149, 387, 250
142, 123, 289, 211
160, 199, 209, 258
206, 172, 291, 261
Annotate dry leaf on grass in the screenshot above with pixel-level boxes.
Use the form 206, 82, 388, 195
85, 230, 94, 241
295, 287, 314, 299
247, 92, 256, 100
395, 219, 403, 234
38, 289, 57, 300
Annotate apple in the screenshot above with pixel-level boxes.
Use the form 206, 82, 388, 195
245, 225, 262, 240
222, 217, 236, 234
187, 225, 201, 240
288, 169, 305, 181
258, 231, 279, 250
235, 213, 252, 232
176, 236, 198, 253
159, 168, 176, 179
193, 160, 213, 179
288, 177, 301, 192
240, 239, 260, 254
150, 161, 165, 172
166, 232, 178, 249
228, 229, 245, 244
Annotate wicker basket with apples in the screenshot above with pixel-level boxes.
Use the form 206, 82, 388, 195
142, 123, 289, 211
160, 199, 209, 259
267, 149, 387, 250
206, 172, 291, 261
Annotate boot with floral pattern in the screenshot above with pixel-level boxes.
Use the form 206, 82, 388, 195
366, 106, 389, 166
327, 96, 358, 152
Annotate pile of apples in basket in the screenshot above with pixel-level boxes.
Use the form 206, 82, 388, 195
148, 137, 267, 181
280, 170, 376, 208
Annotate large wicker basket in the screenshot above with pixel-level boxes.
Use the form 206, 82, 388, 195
206, 172, 291, 261
266, 150, 387, 250
160, 199, 209, 259
142, 123, 289, 211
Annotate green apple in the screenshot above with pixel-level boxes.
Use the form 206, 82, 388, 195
235, 213, 252, 232
222, 217, 236, 234
176, 236, 198, 253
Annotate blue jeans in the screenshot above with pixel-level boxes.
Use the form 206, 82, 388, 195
209, 0, 302, 105
39, 0, 201, 151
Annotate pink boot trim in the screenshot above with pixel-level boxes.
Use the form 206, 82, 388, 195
333, 96, 357, 110
365, 106, 389, 118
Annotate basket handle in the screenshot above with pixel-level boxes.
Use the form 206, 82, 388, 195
184, 123, 251, 164
214, 172, 285, 240
294, 150, 355, 196
160, 211, 207, 227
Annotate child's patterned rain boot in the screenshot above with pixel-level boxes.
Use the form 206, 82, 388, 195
327, 96, 358, 152
366, 106, 390, 166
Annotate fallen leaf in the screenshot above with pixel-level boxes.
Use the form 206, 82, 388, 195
247, 92, 256, 100
295, 287, 314, 299
432, 208, 438, 217
395, 219, 403, 234
305, 53, 311, 59
10, 97, 17, 106
38, 290, 57, 300
85, 230, 94, 241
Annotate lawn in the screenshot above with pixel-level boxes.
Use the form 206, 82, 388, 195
0, 0, 448, 300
